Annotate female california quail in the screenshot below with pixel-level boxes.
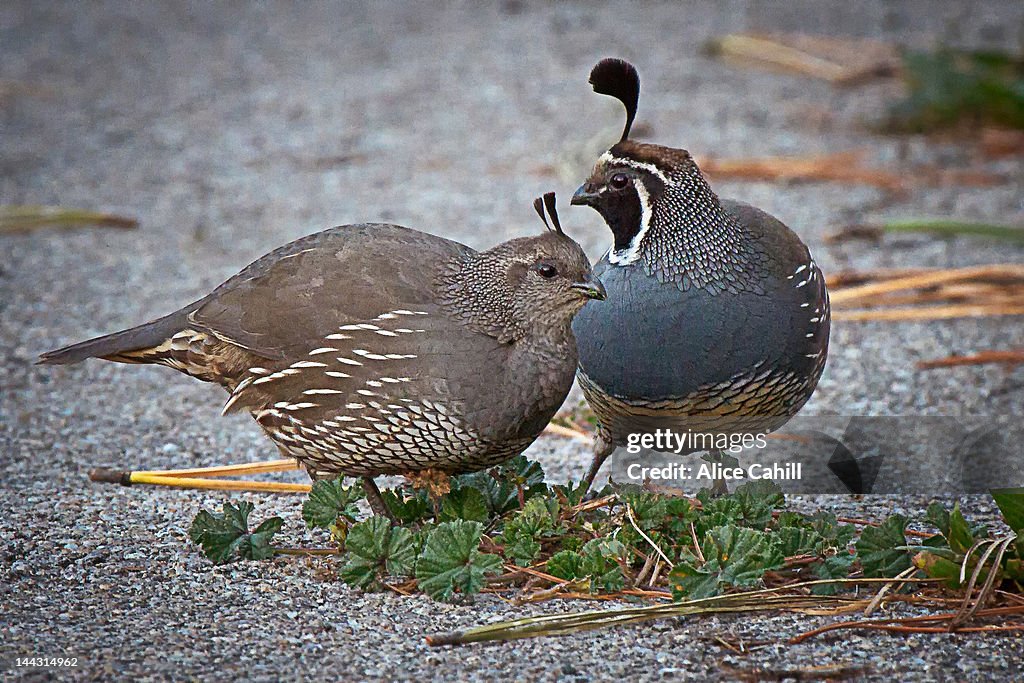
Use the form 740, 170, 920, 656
569, 59, 830, 489
40, 194, 605, 512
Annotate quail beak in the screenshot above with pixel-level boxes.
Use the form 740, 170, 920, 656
571, 274, 606, 300
570, 182, 601, 207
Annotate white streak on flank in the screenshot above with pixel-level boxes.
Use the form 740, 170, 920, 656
380, 377, 400, 383
282, 368, 301, 375
290, 360, 328, 369
337, 415, 358, 421
809, 317, 820, 323
805, 352, 820, 358
787, 274, 795, 280
353, 349, 389, 361
345, 403, 365, 410
386, 353, 416, 360
322, 420, 340, 428
365, 380, 383, 388
285, 402, 319, 410
374, 330, 399, 337
800, 303, 810, 308
221, 389, 245, 416
252, 376, 276, 385
325, 371, 351, 379
795, 279, 809, 288
794, 264, 808, 274
806, 333, 815, 338
338, 324, 366, 331
337, 357, 363, 366
249, 367, 269, 375
375, 312, 398, 320
393, 310, 415, 315
308, 347, 337, 355
608, 176, 652, 267
326, 333, 352, 340
304, 388, 344, 395
356, 389, 376, 397
394, 328, 415, 334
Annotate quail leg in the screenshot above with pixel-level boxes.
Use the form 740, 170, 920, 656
361, 477, 397, 524
702, 449, 740, 497
580, 431, 616, 493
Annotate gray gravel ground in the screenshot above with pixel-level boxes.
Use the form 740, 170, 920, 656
2, 1, 1023, 681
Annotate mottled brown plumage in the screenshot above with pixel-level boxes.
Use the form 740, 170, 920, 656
40, 197, 605, 488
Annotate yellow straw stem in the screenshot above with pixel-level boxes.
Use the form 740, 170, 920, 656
135, 458, 301, 478
127, 473, 311, 494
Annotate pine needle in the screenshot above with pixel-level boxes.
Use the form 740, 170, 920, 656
0, 205, 138, 233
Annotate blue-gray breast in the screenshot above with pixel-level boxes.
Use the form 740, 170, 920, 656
570, 59, 830, 488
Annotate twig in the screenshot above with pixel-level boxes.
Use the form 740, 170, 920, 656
828, 265, 1024, 304
863, 565, 918, 616
790, 605, 1024, 643
90, 470, 311, 494
833, 304, 1024, 321
626, 505, 674, 568
917, 350, 1024, 370
543, 422, 594, 442
133, 458, 301, 478
0, 205, 138, 233
424, 578, 930, 646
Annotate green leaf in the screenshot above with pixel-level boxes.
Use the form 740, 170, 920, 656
991, 488, 1024, 532
855, 515, 912, 578
776, 526, 823, 557
551, 480, 591, 508
379, 487, 431, 525
580, 538, 626, 593
415, 520, 502, 601
452, 457, 547, 518
946, 502, 977, 555
696, 480, 783, 533
810, 554, 855, 595
926, 501, 951, 536
340, 516, 417, 589
497, 497, 559, 566
912, 550, 963, 588
622, 491, 667, 528
302, 478, 363, 529
546, 550, 584, 581
670, 526, 784, 600
189, 501, 283, 564
439, 485, 490, 524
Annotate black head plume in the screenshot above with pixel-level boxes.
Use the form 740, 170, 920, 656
589, 58, 640, 142
533, 192, 563, 235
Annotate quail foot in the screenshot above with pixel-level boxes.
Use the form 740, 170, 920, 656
40, 193, 605, 517
570, 59, 830, 491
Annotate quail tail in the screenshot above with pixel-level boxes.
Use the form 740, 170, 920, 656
38, 308, 191, 365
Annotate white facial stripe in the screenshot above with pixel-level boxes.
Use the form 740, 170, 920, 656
600, 152, 671, 185
607, 177, 652, 266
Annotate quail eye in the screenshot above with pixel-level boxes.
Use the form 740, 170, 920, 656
537, 264, 559, 279
609, 173, 629, 190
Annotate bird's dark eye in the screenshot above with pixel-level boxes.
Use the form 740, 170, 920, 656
537, 264, 558, 279
609, 173, 630, 190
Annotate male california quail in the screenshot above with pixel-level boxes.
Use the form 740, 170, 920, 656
40, 193, 605, 513
569, 59, 830, 488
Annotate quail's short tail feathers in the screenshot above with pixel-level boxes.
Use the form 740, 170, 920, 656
37, 307, 194, 366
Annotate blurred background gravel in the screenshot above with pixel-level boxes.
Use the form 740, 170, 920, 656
2, 1, 1022, 680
